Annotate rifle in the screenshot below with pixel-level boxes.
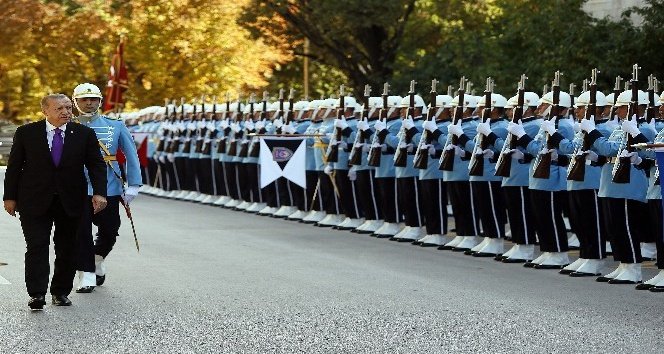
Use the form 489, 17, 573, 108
169, 97, 186, 153
326, 85, 345, 163
532, 71, 562, 179
439, 77, 467, 171
651, 77, 661, 185
202, 95, 217, 155
216, 94, 231, 154
227, 95, 241, 156
468, 78, 494, 176
612, 64, 641, 183
647, 75, 658, 121
349, 84, 371, 166
394, 80, 417, 167
156, 98, 169, 153
568, 69, 599, 181
569, 83, 576, 120
249, 91, 270, 158
285, 88, 295, 125
367, 82, 389, 167
195, 94, 206, 154
414, 79, 439, 169
238, 93, 255, 158
182, 98, 197, 154
495, 75, 527, 177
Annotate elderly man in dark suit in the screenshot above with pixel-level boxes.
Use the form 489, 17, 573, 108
3, 93, 107, 310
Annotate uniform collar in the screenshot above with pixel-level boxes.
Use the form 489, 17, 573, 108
46, 120, 67, 132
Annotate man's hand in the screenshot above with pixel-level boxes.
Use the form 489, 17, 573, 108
122, 185, 140, 206
4, 200, 16, 217
92, 195, 107, 214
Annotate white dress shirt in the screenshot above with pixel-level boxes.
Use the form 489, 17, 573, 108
46, 121, 67, 150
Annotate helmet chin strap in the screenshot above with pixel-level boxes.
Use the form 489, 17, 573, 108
74, 98, 102, 120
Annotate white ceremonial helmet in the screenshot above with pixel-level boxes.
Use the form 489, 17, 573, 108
659, 91, 664, 104
367, 97, 383, 118
435, 95, 454, 108
540, 91, 572, 108
72, 83, 103, 116
398, 95, 428, 115
614, 90, 649, 107
477, 93, 508, 108
523, 92, 540, 107
575, 91, 608, 108
342, 96, 361, 111
293, 100, 310, 120
386, 95, 403, 117
451, 95, 479, 109
506, 95, 518, 109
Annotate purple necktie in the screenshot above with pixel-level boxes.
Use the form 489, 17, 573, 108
51, 127, 63, 166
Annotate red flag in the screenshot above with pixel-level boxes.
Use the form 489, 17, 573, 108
103, 37, 129, 113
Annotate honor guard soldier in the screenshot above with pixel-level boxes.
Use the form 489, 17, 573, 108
72, 83, 141, 291
301, 100, 328, 223
499, 91, 542, 262
439, 82, 482, 251
386, 89, 427, 242
557, 74, 612, 277
412, 93, 453, 246
466, 87, 509, 257
579, 67, 655, 284
316, 98, 344, 227
370, 95, 404, 238
351, 96, 386, 234
511, 75, 574, 269
285, 99, 313, 219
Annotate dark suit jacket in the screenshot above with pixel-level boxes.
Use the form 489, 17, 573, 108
3, 120, 107, 216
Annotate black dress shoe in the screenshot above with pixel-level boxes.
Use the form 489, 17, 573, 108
569, 271, 601, 277
494, 255, 506, 261
420, 243, 439, 248
437, 245, 454, 250
412, 241, 422, 246
559, 269, 575, 275
374, 234, 392, 239
596, 276, 612, 282
28, 295, 46, 310
51, 295, 72, 306
472, 252, 497, 258
635, 283, 654, 290
523, 261, 537, 268
608, 278, 641, 285
96, 275, 106, 286
534, 264, 567, 270
452, 247, 469, 252
502, 258, 527, 264
463, 249, 475, 255
396, 238, 414, 243
649, 286, 664, 292
76, 286, 95, 293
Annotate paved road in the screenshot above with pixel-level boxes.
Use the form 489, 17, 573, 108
1, 170, 663, 353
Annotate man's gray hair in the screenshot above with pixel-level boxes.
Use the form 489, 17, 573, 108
41, 93, 69, 110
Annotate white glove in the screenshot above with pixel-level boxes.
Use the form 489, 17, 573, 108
167, 153, 175, 162
245, 121, 255, 131
621, 114, 640, 137
405, 143, 414, 153
374, 120, 386, 132
220, 119, 229, 130
573, 122, 581, 133
447, 121, 464, 137
445, 144, 466, 157
620, 150, 642, 165
427, 144, 436, 156
274, 118, 284, 129
334, 118, 349, 130
402, 116, 415, 130
422, 120, 437, 132
579, 116, 596, 133
481, 149, 494, 159
604, 116, 619, 132
541, 120, 556, 135
282, 123, 296, 134
254, 120, 265, 131
509, 149, 525, 160
356, 119, 369, 131
231, 123, 241, 133
507, 121, 526, 138
158, 155, 166, 163
324, 164, 333, 175
122, 185, 140, 205
348, 168, 357, 181
583, 150, 598, 162
476, 122, 492, 136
